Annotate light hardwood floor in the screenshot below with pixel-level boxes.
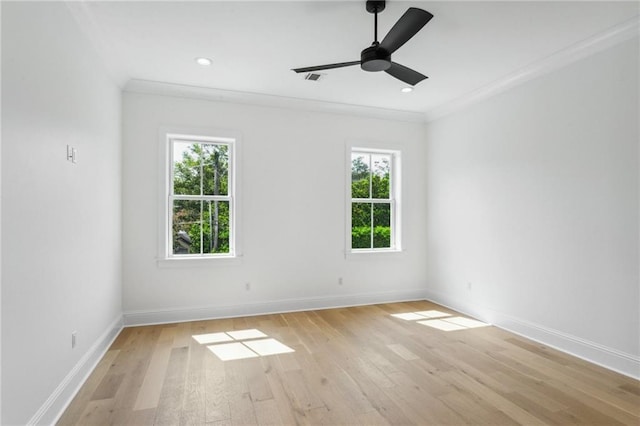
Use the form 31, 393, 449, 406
58, 301, 640, 425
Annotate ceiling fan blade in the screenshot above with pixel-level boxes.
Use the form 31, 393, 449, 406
379, 8, 433, 54
385, 62, 428, 86
292, 61, 360, 73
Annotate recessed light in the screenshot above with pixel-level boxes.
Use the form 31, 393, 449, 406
401, 87, 413, 93
195, 57, 212, 66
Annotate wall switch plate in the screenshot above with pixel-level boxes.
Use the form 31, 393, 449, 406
71, 331, 77, 348
67, 145, 78, 163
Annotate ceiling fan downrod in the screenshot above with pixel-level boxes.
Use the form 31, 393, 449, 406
363, 0, 389, 72
366, 0, 386, 43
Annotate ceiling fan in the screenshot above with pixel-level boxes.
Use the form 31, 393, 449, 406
292, 0, 433, 86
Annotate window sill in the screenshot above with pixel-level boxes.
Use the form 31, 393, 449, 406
157, 255, 242, 268
345, 249, 403, 260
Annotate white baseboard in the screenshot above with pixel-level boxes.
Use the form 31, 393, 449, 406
123, 289, 429, 326
27, 315, 124, 426
424, 288, 640, 380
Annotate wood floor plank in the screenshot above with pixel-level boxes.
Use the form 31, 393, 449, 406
262, 357, 304, 425
244, 357, 274, 402
439, 369, 549, 425
179, 336, 207, 425
154, 346, 189, 425
72, 398, 115, 425
225, 359, 259, 426
133, 326, 176, 411
496, 340, 640, 416
56, 349, 120, 425
59, 301, 640, 426
386, 343, 420, 361
204, 350, 230, 423
253, 398, 284, 426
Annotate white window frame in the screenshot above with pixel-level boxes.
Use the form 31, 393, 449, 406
158, 127, 241, 266
346, 143, 402, 256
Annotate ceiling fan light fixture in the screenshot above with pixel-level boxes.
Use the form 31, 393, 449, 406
195, 57, 212, 66
360, 45, 391, 72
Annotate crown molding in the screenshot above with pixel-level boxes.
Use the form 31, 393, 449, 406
424, 16, 640, 123
123, 79, 427, 123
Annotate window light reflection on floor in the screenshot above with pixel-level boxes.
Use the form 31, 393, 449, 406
391, 311, 489, 331
192, 328, 295, 361
244, 338, 295, 356
443, 316, 489, 328
417, 319, 467, 331
391, 310, 451, 321
192, 332, 234, 345
207, 342, 259, 361
226, 329, 267, 340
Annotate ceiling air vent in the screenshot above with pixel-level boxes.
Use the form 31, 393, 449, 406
304, 72, 324, 81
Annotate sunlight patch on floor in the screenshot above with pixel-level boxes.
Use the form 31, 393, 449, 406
391, 312, 431, 321
192, 332, 234, 345
244, 338, 296, 356
207, 342, 260, 361
391, 311, 489, 331
413, 310, 452, 319
443, 316, 489, 328
192, 328, 295, 361
418, 319, 467, 331
418, 317, 490, 331
391, 310, 451, 321
226, 329, 267, 340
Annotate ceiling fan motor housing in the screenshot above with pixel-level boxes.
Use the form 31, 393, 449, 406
361, 45, 391, 72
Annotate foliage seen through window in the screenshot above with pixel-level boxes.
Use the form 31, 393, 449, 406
172, 141, 232, 256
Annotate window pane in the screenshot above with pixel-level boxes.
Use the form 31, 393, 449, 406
352, 202, 371, 249
351, 153, 370, 198
173, 200, 231, 255
203, 144, 229, 196
371, 154, 390, 199
373, 203, 391, 248
173, 200, 202, 254
173, 142, 201, 195
202, 200, 230, 254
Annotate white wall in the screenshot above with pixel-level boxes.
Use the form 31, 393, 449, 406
122, 93, 428, 323
424, 38, 639, 377
0, 3, 3, 421
1, 3, 122, 424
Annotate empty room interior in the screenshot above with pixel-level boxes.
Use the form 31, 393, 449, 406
1, 1, 639, 425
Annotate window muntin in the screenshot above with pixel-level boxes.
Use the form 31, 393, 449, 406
350, 149, 398, 251
169, 136, 234, 258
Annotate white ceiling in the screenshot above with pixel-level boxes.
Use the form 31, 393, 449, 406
67, 1, 639, 117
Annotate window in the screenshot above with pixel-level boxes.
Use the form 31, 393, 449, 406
165, 134, 236, 259
349, 147, 401, 252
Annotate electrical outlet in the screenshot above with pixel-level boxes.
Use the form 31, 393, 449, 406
245, 282, 251, 291
71, 331, 77, 349
338, 277, 343, 285
467, 282, 472, 291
